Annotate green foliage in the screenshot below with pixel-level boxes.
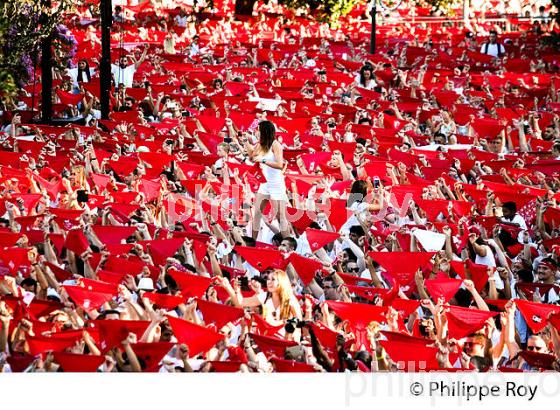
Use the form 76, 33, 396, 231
424, 0, 461, 15
0, 0, 73, 102
278, 0, 365, 24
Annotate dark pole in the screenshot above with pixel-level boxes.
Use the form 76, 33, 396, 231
40, 0, 53, 124
370, 0, 377, 54
99, 0, 112, 119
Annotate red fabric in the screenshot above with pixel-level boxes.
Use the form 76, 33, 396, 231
514, 299, 560, 333
424, 278, 463, 303
166, 315, 223, 357
234, 246, 285, 271
445, 306, 498, 339
196, 299, 244, 329
88, 320, 151, 352
53, 352, 104, 372
305, 228, 340, 252
62, 285, 113, 312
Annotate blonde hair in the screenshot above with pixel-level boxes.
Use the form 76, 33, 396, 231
71, 165, 87, 188
271, 269, 294, 321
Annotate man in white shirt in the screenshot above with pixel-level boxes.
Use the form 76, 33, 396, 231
480, 30, 505, 58
111, 44, 148, 88
500, 201, 528, 243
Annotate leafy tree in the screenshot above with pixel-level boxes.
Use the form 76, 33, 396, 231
0, 0, 73, 102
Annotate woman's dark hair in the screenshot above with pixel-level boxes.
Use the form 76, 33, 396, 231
77, 59, 91, 83
354, 350, 372, 367
343, 247, 358, 263
258, 120, 276, 152
359, 65, 374, 87
347, 179, 368, 207
467, 237, 489, 262
516, 268, 534, 283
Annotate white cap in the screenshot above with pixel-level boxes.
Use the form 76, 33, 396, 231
137, 277, 155, 291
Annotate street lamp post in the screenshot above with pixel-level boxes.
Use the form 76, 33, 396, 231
99, 0, 112, 119
370, 0, 377, 54
40, 0, 53, 124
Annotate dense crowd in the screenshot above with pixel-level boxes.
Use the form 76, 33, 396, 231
0, 0, 560, 373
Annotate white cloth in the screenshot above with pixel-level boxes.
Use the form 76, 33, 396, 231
412, 229, 446, 251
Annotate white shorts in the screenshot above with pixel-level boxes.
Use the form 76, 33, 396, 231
257, 182, 288, 201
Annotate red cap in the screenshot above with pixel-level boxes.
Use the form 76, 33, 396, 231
271, 358, 318, 372
53, 352, 104, 372
166, 315, 223, 357
88, 319, 151, 352
445, 305, 498, 340
288, 253, 322, 286
424, 278, 463, 303
248, 333, 298, 359
380, 340, 439, 370
196, 299, 245, 329
305, 228, 340, 253
64, 229, 90, 256
92, 226, 137, 246
167, 270, 212, 298
514, 299, 560, 333
234, 246, 285, 272
62, 285, 113, 312
131, 342, 174, 372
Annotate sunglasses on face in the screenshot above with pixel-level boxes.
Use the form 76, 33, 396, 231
347, 267, 360, 273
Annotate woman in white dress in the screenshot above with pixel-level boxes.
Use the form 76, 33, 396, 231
245, 120, 289, 239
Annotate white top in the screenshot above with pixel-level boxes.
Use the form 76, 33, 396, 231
111, 64, 136, 88
260, 146, 285, 187
500, 214, 528, 243
475, 245, 496, 267
67, 68, 95, 87
480, 43, 505, 58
